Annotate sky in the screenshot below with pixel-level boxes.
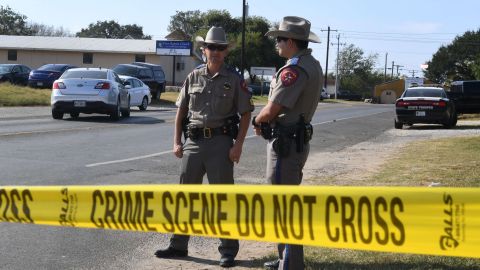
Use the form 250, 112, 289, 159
2, 0, 480, 77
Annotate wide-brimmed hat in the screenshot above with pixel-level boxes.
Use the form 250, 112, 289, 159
196, 26, 235, 49
265, 16, 320, 43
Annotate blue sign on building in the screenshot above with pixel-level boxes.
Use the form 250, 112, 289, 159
156, 40, 192, 56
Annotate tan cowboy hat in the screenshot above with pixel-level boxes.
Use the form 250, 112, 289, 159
196, 26, 236, 49
265, 16, 321, 43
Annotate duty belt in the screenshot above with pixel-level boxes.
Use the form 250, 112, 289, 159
187, 126, 229, 139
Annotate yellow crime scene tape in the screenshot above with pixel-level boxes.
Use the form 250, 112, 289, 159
0, 185, 478, 258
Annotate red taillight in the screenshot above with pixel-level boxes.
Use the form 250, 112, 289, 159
433, 101, 446, 107
396, 100, 410, 107
95, 82, 111, 89
53, 82, 66, 89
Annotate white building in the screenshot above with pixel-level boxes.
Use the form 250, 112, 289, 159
0, 35, 203, 85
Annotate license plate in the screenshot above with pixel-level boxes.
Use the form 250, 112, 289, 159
416, 111, 426, 116
74, 101, 86, 107
37, 82, 43, 86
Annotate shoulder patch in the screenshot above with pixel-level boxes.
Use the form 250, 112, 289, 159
289, 57, 299, 66
280, 67, 299, 87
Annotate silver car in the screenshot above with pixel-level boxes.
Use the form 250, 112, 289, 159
119, 75, 151, 111
51, 68, 130, 120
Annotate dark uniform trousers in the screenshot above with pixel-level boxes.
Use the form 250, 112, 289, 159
169, 134, 240, 258
266, 139, 310, 270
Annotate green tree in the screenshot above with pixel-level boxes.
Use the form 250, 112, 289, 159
168, 10, 203, 38
202, 10, 241, 35
76, 20, 151, 39
337, 44, 381, 97
425, 29, 480, 83
168, 10, 283, 75
0, 5, 32, 35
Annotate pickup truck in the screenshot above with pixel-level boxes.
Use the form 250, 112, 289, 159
446, 80, 480, 113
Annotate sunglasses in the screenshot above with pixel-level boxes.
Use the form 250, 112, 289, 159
205, 44, 228, 51
276, 37, 289, 43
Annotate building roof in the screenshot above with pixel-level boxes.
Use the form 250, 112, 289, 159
0, 35, 157, 54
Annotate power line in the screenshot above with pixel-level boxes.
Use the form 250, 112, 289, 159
336, 29, 461, 36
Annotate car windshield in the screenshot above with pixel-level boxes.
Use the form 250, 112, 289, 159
404, 88, 445, 98
38, 64, 66, 72
113, 65, 138, 77
0, 65, 12, 73
61, 70, 107, 79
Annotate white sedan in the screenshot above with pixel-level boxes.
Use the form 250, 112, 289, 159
119, 75, 151, 111
51, 68, 130, 120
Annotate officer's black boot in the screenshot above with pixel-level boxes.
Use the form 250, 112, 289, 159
264, 259, 280, 269
154, 246, 188, 258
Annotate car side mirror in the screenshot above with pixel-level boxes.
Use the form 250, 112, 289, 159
125, 84, 132, 89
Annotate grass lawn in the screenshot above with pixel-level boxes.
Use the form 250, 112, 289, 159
0, 83, 51, 106
303, 136, 480, 269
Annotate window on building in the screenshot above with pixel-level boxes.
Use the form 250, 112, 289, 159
83, 53, 93, 64
135, 54, 146, 62
8, 50, 17, 61
176, 62, 185, 71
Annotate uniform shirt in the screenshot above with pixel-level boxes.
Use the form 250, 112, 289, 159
176, 64, 253, 128
268, 49, 324, 126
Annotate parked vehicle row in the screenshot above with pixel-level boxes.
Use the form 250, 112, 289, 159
1, 62, 166, 101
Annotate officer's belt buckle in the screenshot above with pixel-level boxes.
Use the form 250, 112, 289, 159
203, 127, 212, 138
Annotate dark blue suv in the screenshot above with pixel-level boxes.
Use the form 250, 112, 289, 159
113, 62, 166, 99
28, 64, 77, 88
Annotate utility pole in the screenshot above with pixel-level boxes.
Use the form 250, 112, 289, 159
321, 26, 337, 90
408, 70, 416, 77
240, 0, 247, 77
395, 65, 404, 76
391, 61, 395, 80
331, 34, 345, 99
384, 53, 388, 82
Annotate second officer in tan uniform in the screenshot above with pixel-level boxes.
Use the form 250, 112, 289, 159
155, 26, 253, 268
252, 16, 323, 270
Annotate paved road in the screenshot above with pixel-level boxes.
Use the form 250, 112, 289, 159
0, 102, 394, 269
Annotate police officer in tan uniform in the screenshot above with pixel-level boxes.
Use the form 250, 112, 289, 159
252, 16, 323, 270
155, 26, 253, 268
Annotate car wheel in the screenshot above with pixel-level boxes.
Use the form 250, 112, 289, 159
121, 97, 131, 118
443, 111, 457, 129
110, 98, 121, 121
152, 86, 160, 100
70, 112, 79, 119
394, 119, 403, 129
52, 109, 64, 120
139, 96, 148, 111
450, 111, 458, 127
